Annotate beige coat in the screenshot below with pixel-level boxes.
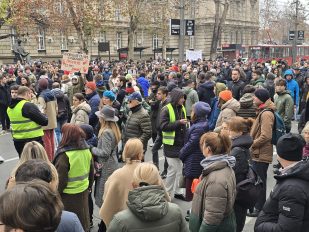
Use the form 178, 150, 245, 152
99, 161, 141, 226
38, 92, 58, 130
250, 99, 276, 164
70, 101, 91, 125
215, 98, 240, 130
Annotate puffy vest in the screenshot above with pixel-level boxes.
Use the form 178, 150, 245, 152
63, 149, 92, 194
162, 103, 187, 145
7, 100, 44, 140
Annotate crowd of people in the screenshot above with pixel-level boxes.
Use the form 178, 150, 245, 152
0, 57, 309, 232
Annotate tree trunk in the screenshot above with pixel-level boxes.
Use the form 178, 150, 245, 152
210, 0, 230, 60
128, 28, 134, 60
162, 34, 167, 60
77, 28, 88, 54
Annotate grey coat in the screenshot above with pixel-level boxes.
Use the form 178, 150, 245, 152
91, 129, 119, 207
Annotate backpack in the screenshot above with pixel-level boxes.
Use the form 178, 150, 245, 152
260, 109, 286, 145
236, 165, 263, 209
56, 97, 68, 120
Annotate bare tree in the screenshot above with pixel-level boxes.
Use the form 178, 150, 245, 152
210, 0, 230, 60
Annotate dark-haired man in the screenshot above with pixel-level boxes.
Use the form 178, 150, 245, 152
227, 69, 245, 101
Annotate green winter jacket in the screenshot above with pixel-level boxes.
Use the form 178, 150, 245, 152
251, 77, 265, 88
107, 185, 189, 232
183, 86, 199, 116
274, 90, 294, 131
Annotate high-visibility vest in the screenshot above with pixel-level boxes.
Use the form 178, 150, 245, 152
63, 149, 92, 194
7, 100, 44, 140
162, 103, 187, 145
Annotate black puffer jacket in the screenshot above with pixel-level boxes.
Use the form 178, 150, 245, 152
160, 88, 186, 158
230, 134, 253, 184
0, 84, 10, 107
124, 104, 152, 151
255, 161, 309, 232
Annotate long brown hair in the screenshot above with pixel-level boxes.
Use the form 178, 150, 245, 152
59, 123, 86, 148
98, 118, 121, 144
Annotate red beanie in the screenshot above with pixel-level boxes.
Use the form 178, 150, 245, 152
85, 82, 96, 91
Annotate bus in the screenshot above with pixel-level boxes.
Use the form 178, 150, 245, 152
244, 44, 309, 65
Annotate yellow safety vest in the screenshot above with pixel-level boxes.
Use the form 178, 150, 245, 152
7, 100, 44, 140
162, 103, 187, 145
63, 149, 92, 194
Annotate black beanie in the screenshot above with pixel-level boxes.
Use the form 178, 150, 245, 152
254, 88, 270, 103
276, 133, 306, 161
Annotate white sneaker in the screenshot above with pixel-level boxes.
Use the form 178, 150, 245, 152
0, 156, 4, 164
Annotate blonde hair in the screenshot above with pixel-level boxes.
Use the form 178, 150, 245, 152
132, 163, 171, 202
302, 123, 309, 135
98, 118, 121, 144
132, 163, 161, 186
8, 142, 58, 190
122, 138, 143, 163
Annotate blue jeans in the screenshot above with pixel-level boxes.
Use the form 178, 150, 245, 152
55, 119, 67, 144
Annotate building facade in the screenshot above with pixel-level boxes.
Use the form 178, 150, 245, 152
0, 0, 259, 63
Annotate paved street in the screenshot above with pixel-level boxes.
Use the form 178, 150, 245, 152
0, 121, 298, 231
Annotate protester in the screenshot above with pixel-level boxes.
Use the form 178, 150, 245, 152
0, 180, 63, 232
7, 86, 48, 157
227, 116, 254, 232
85, 81, 100, 128
91, 106, 121, 207
70, 93, 91, 125
179, 102, 211, 201
99, 138, 143, 231
255, 134, 308, 232
248, 88, 275, 217
0, 74, 11, 134
53, 123, 94, 231
189, 132, 236, 232
107, 163, 189, 232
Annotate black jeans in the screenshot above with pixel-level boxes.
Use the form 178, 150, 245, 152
152, 134, 162, 167
234, 203, 247, 232
98, 220, 107, 232
252, 161, 269, 211
14, 137, 43, 158
0, 105, 10, 130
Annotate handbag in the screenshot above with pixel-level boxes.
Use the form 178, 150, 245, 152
94, 147, 115, 177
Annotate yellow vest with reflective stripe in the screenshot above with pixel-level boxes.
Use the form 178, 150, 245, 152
162, 103, 187, 145
7, 100, 44, 140
63, 149, 92, 194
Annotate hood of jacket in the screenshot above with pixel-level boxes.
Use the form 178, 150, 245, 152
275, 161, 309, 182
72, 101, 91, 114
170, 88, 185, 105
9, 98, 25, 109
183, 86, 193, 95
239, 93, 254, 108
253, 77, 265, 85
51, 88, 64, 100
284, 69, 294, 78
137, 76, 149, 85
127, 185, 168, 221
221, 98, 240, 112
200, 81, 215, 90
39, 89, 56, 103
231, 134, 253, 149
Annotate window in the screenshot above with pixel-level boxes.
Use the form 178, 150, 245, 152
152, 34, 159, 49
115, 7, 121, 21
116, 32, 122, 49
11, 27, 17, 50
38, 27, 45, 50
189, 36, 194, 49
60, 31, 67, 50
99, 31, 106, 42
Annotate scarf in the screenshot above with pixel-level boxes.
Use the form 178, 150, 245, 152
200, 154, 236, 170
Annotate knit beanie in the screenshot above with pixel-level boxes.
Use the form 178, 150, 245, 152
103, 90, 116, 102
38, 78, 48, 90
254, 88, 270, 103
215, 82, 227, 96
85, 82, 96, 91
276, 133, 306, 161
219, 90, 233, 102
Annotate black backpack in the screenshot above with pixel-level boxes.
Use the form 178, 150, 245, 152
235, 165, 263, 209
